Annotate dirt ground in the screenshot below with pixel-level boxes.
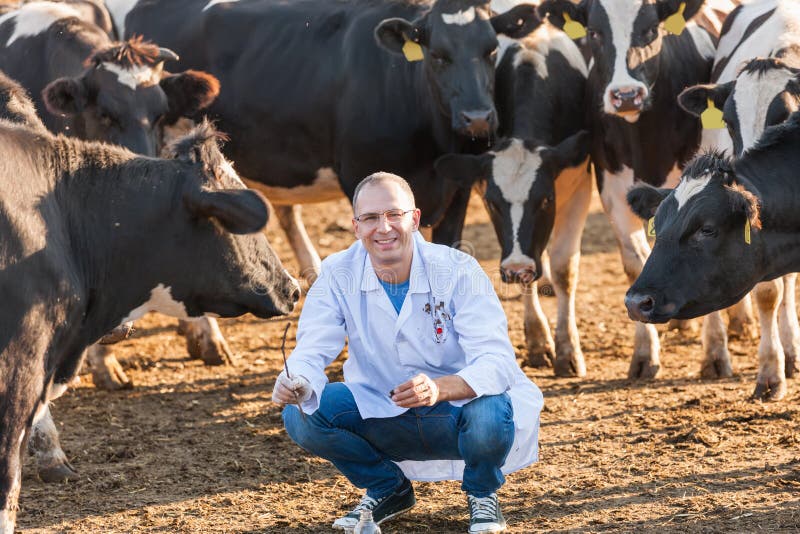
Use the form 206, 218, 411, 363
17, 190, 800, 533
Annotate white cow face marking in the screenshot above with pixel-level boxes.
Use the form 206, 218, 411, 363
100, 62, 159, 90
0, 2, 82, 46
674, 173, 713, 211
204, 0, 241, 12
121, 283, 189, 323
442, 7, 477, 26
734, 67, 798, 153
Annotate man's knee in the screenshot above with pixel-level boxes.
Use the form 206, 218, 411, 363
282, 382, 362, 448
459, 394, 515, 455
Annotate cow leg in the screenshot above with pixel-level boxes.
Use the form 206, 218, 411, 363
28, 405, 77, 483
180, 317, 234, 366
274, 204, 321, 284
727, 294, 758, 340
778, 273, 800, 379
700, 311, 733, 378
537, 250, 554, 297
599, 168, 660, 379
522, 281, 555, 368
752, 279, 787, 401
87, 344, 133, 390
548, 162, 591, 377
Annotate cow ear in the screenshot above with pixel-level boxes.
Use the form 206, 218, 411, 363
375, 17, 427, 55
184, 187, 270, 234
434, 153, 494, 186
537, 0, 587, 32
42, 77, 88, 116
491, 4, 542, 39
678, 82, 732, 118
160, 70, 220, 123
656, 0, 704, 22
627, 184, 670, 220
542, 130, 590, 171
726, 182, 762, 230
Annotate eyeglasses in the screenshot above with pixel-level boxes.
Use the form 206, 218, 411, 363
353, 208, 415, 227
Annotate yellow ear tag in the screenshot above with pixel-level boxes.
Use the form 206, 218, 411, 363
563, 13, 587, 40
664, 2, 686, 36
701, 98, 726, 130
402, 40, 424, 62
647, 217, 656, 237
745, 219, 751, 245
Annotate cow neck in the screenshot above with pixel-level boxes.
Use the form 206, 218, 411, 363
51, 139, 184, 338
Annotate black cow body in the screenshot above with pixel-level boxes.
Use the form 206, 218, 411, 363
436, 24, 591, 376
539, 0, 717, 379
626, 115, 800, 400
111, 0, 541, 282
0, 119, 299, 532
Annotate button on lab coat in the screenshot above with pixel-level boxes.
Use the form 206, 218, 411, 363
289, 232, 543, 482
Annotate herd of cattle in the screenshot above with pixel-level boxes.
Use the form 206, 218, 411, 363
1, 0, 799, 531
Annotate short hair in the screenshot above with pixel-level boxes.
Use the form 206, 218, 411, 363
352, 172, 416, 214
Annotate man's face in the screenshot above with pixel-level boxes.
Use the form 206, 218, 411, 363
352, 182, 421, 272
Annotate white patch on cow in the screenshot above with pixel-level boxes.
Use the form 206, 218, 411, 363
674, 173, 713, 211
686, 23, 716, 61
219, 158, 247, 188
715, 0, 800, 83
491, 0, 526, 14
121, 283, 189, 324
48, 383, 68, 402
735, 67, 796, 152
598, 0, 648, 116
0, 2, 82, 46
104, 0, 140, 40
492, 139, 543, 267
203, 0, 241, 11
100, 62, 156, 90
496, 35, 515, 67
244, 167, 344, 205
0, 510, 12, 534
32, 402, 48, 425
442, 7, 476, 26
514, 25, 588, 80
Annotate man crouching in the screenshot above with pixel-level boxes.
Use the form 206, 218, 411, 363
271, 172, 543, 533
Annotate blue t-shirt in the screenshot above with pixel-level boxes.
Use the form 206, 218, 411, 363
378, 278, 410, 314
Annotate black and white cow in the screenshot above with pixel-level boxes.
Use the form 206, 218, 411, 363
0, 119, 300, 533
626, 113, 800, 400
538, 0, 716, 379
675, 0, 800, 394
435, 23, 591, 376
110, 0, 542, 278
0, 1, 219, 155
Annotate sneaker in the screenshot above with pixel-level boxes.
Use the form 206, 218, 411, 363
332, 479, 416, 530
467, 493, 506, 533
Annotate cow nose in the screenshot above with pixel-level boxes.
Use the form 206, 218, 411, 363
500, 264, 538, 285
609, 86, 646, 113
460, 109, 494, 137
290, 286, 301, 304
625, 292, 655, 322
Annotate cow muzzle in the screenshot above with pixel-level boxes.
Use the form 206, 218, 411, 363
607, 86, 647, 119
457, 109, 496, 138
501, 263, 538, 285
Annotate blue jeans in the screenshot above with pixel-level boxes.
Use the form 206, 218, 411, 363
283, 382, 514, 499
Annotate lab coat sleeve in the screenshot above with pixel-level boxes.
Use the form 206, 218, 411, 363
286, 263, 347, 414
452, 258, 518, 399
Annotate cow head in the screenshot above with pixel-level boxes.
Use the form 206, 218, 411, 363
679, 57, 800, 155
42, 37, 220, 156
159, 120, 300, 318
540, 0, 704, 121
375, 1, 542, 139
624, 152, 762, 322
435, 131, 589, 283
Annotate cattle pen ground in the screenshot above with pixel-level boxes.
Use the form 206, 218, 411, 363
18, 191, 800, 533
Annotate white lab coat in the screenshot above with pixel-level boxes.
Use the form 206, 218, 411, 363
288, 232, 543, 481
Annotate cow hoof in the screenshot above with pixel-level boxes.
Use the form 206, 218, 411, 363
700, 358, 733, 379
751, 381, 787, 402
527, 346, 555, 368
91, 355, 133, 391
186, 331, 234, 366
786, 356, 798, 379
38, 461, 79, 483
97, 322, 135, 345
727, 317, 758, 341
628, 358, 660, 380
554, 353, 586, 378
667, 318, 698, 333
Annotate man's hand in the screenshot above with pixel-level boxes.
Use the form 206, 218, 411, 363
390, 373, 440, 408
271, 370, 312, 405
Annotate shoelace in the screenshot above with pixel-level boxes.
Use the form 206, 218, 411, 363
468, 494, 498, 520
352, 494, 381, 514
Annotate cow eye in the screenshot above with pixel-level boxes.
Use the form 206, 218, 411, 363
697, 225, 717, 238
644, 25, 659, 41
99, 112, 116, 127
587, 28, 601, 41
430, 51, 451, 67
